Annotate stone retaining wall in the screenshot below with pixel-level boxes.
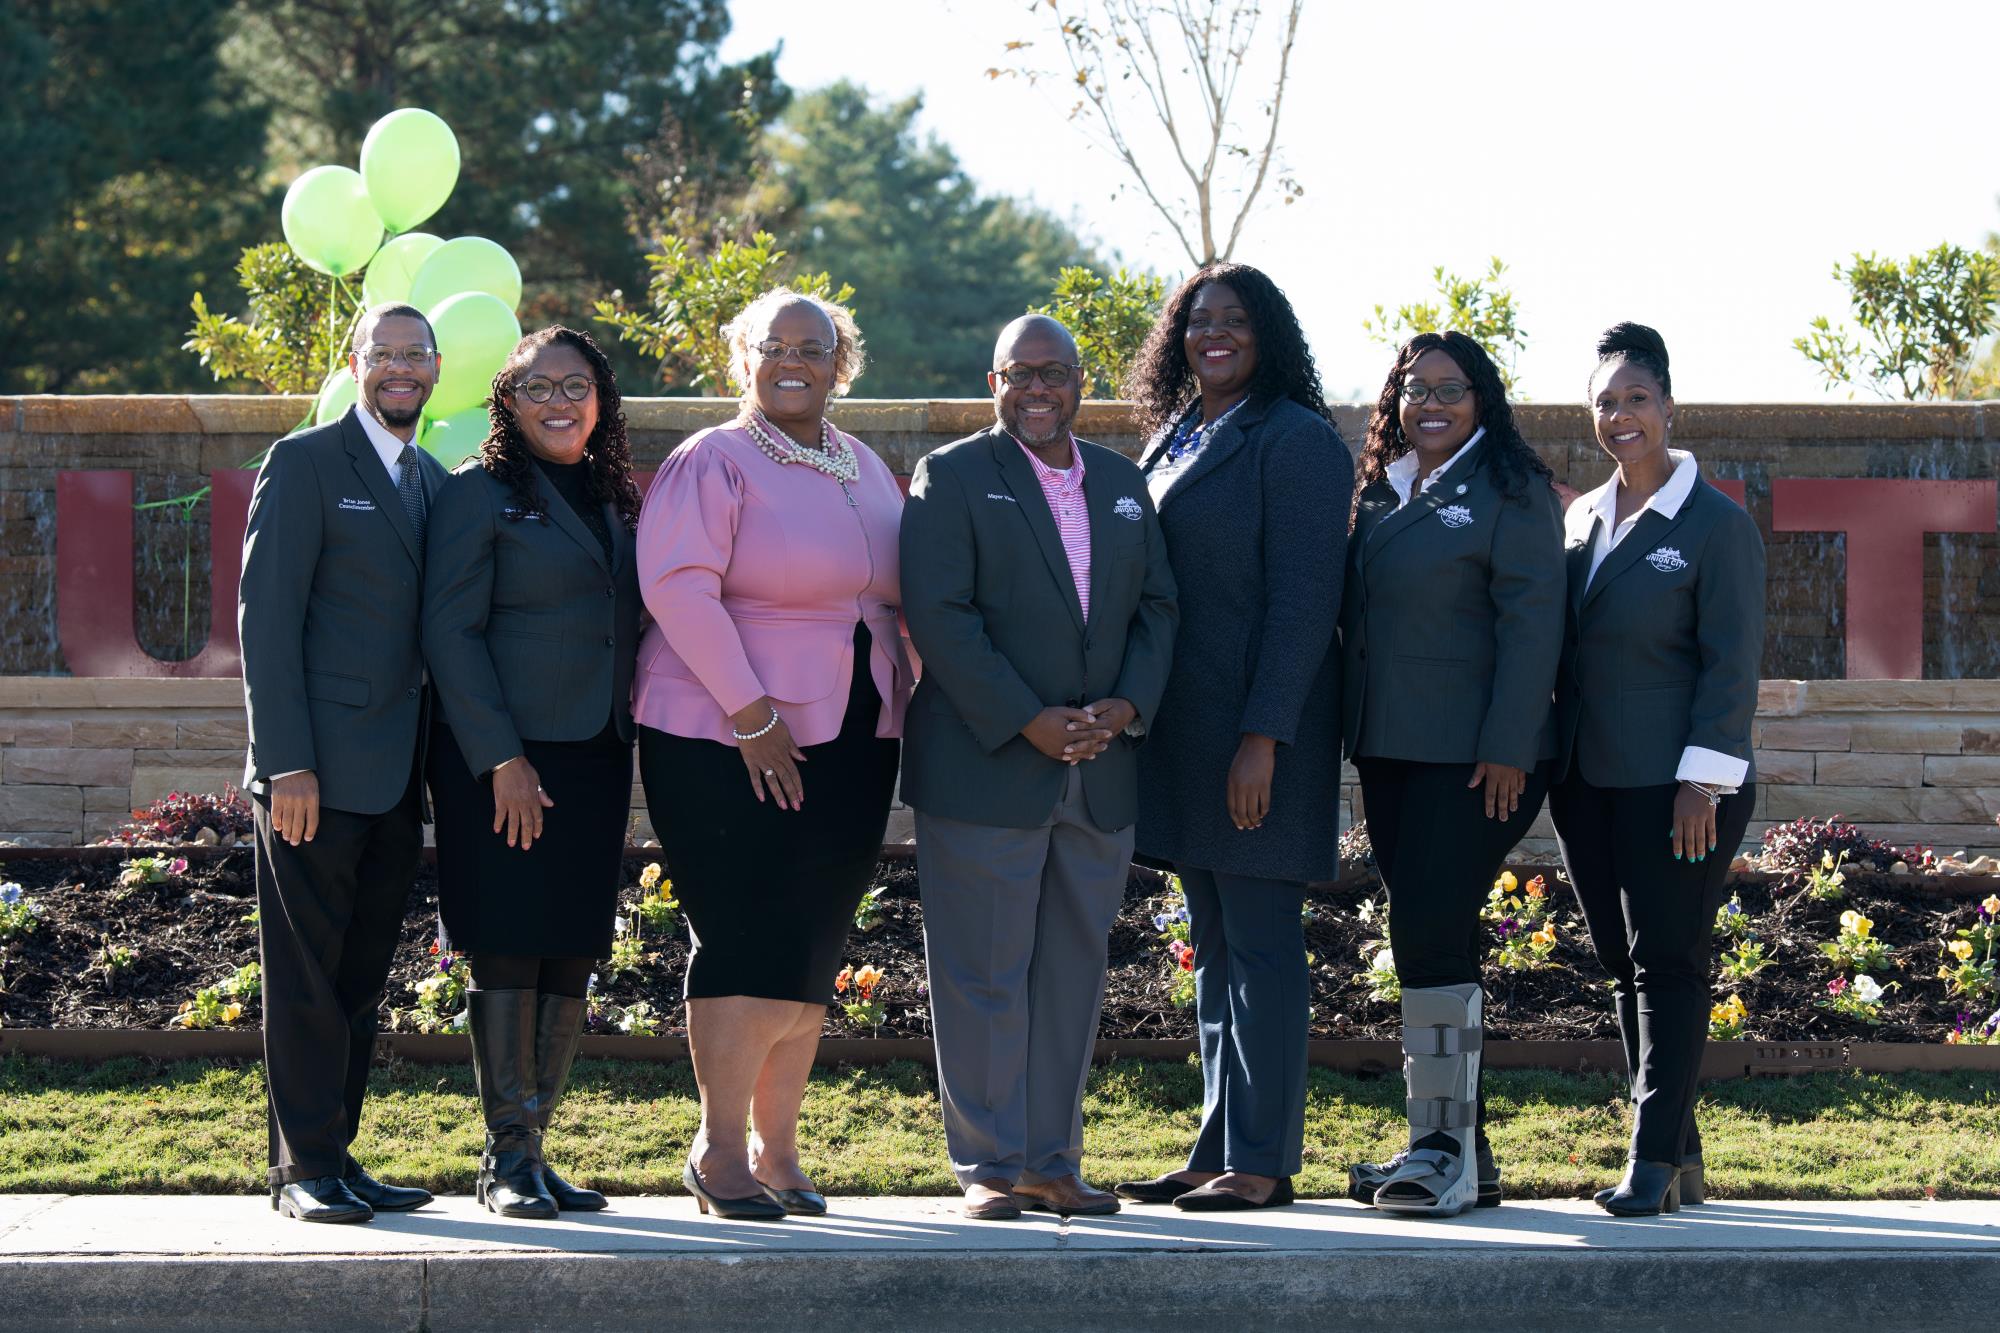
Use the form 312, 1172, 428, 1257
5, 677, 1995, 856
4, 395, 1998, 678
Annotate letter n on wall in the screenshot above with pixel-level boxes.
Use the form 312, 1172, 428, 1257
1772, 479, 1997, 680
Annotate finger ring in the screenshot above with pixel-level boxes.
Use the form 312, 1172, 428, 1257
535, 786, 545, 794
763, 768, 775, 777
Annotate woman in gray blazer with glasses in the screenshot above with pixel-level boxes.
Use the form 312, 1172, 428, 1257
1553, 322, 1764, 1218
1339, 331, 1564, 1218
423, 326, 644, 1222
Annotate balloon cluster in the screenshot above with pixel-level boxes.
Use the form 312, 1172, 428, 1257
280, 108, 522, 466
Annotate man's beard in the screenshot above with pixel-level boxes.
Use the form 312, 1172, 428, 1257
1003, 404, 1071, 446
373, 396, 424, 429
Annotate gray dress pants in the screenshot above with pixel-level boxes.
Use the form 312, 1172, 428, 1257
916, 766, 1134, 1187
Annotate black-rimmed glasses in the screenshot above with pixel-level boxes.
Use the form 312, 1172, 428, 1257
516, 375, 596, 404
995, 363, 1082, 388
1400, 381, 1471, 406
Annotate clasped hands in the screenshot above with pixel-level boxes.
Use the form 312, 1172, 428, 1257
1022, 698, 1136, 766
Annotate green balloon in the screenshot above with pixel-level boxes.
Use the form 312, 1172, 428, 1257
361, 108, 461, 234
422, 402, 491, 468
409, 236, 522, 314
361, 231, 443, 308
281, 165, 383, 277
428, 291, 522, 418
314, 367, 359, 426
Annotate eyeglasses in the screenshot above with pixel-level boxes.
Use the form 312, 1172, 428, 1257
358, 344, 437, 370
995, 363, 1083, 388
1400, 381, 1471, 406
755, 339, 834, 363
516, 374, 596, 404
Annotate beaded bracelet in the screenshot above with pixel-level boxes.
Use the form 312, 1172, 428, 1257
732, 704, 781, 742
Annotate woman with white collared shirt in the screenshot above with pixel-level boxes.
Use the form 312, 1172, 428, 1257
1338, 331, 1564, 1217
1552, 322, 1764, 1217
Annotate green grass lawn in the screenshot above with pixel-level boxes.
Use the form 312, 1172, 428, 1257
3, 1055, 1997, 1199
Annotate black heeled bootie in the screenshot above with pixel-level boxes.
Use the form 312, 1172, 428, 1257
532, 993, 608, 1211
1599, 1159, 1682, 1216
467, 987, 559, 1220
1596, 1154, 1705, 1208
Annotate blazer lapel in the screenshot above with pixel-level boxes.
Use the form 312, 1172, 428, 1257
605, 502, 629, 574
340, 409, 420, 566
990, 429, 1086, 635
1151, 395, 1269, 509
1567, 515, 1598, 618
528, 464, 611, 573
1083, 447, 1123, 625
1581, 503, 1697, 610
1362, 438, 1488, 569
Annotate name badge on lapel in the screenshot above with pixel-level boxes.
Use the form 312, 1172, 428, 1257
1113, 496, 1143, 521
338, 497, 376, 512
1438, 504, 1473, 529
1646, 546, 1688, 573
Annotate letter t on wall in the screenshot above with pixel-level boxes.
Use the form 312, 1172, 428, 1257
1771, 479, 1996, 680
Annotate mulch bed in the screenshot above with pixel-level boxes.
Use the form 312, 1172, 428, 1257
4, 849, 1994, 1044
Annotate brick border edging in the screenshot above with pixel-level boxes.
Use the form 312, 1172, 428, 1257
3, 1027, 1997, 1075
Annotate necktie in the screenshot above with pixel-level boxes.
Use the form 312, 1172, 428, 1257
397, 444, 428, 556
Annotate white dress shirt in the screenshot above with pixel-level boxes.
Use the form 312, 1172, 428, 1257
1569, 449, 1745, 791
1385, 427, 1484, 510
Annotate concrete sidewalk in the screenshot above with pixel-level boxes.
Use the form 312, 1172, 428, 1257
3, 1194, 1996, 1330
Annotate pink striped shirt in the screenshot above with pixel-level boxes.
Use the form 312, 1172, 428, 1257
1017, 435, 1090, 622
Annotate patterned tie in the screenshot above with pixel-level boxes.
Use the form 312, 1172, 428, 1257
396, 444, 428, 556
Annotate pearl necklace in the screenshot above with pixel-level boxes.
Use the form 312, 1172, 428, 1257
743, 411, 860, 492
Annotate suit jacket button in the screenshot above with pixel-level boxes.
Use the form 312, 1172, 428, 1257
604, 635, 614, 646
605, 586, 614, 597
406, 687, 418, 699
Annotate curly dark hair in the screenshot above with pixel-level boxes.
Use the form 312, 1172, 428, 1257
1123, 262, 1331, 439
479, 325, 641, 532
1354, 331, 1550, 524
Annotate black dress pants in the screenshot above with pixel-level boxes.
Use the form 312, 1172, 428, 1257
1357, 757, 1552, 990
1550, 775, 1755, 1163
254, 764, 422, 1188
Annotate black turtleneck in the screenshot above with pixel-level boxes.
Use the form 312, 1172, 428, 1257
534, 455, 612, 561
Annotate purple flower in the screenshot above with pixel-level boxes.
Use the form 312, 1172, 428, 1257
1152, 913, 1174, 932
0, 883, 21, 907
168, 857, 189, 875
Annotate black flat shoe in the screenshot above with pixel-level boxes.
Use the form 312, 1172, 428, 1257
1599, 1160, 1681, 1217
684, 1162, 786, 1220
343, 1163, 431, 1212
1596, 1156, 1704, 1208
1113, 1175, 1202, 1204
1172, 1177, 1295, 1211
271, 1176, 373, 1224
763, 1187, 828, 1216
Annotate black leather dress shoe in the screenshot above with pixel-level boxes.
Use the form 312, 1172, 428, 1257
344, 1163, 432, 1212
1173, 1177, 1296, 1212
271, 1176, 373, 1224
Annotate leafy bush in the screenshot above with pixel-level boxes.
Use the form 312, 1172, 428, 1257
109, 788, 254, 846
185, 243, 357, 394
1760, 816, 1903, 890
1030, 265, 1165, 398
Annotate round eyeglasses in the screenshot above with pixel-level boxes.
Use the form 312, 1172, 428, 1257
995, 363, 1082, 388
516, 375, 596, 404
1400, 381, 1471, 406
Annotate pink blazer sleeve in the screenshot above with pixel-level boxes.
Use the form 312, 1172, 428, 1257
636, 441, 766, 719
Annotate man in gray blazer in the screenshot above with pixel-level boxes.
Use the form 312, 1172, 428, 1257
239, 303, 447, 1224
901, 315, 1178, 1220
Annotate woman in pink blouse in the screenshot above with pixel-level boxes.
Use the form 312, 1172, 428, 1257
635, 289, 910, 1221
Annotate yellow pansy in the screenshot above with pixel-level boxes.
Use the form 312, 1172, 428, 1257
1983, 895, 2000, 917
639, 862, 662, 890
1949, 939, 1975, 962
1496, 871, 1518, 894
222, 1003, 243, 1024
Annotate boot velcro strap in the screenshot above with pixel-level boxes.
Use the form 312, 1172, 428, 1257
1408, 1096, 1477, 1129
1403, 1025, 1481, 1057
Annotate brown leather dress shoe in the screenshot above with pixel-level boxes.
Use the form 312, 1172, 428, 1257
962, 1178, 1022, 1221
1013, 1175, 1121, 1216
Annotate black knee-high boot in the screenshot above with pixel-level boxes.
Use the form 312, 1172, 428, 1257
467, 988, 558, 1219
533, 993, 607, 1211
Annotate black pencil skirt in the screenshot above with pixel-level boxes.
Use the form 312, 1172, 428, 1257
639, 624, 900, 1004
428, 711, 632, 960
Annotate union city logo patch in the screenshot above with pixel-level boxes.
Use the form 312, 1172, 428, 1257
1646, 546, 1688, 573
1438, 504, 1474, 529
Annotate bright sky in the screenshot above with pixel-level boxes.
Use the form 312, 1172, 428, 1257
721, 0, 2000, 402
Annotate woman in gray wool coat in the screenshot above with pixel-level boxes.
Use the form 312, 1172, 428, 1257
1112, 262, 1352, 1213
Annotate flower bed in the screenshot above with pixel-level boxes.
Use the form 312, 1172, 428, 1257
3, 844, 1997, 1046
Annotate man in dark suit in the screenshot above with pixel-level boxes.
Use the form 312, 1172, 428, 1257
239, 303, 447, 1223
900, 315, 1178, 1220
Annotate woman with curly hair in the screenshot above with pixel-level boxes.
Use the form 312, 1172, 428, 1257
1115, 263, 1351, 1213
422, 324, 645, 1220
1339, 331, 1564, 1217
634, 288, 910, 1221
